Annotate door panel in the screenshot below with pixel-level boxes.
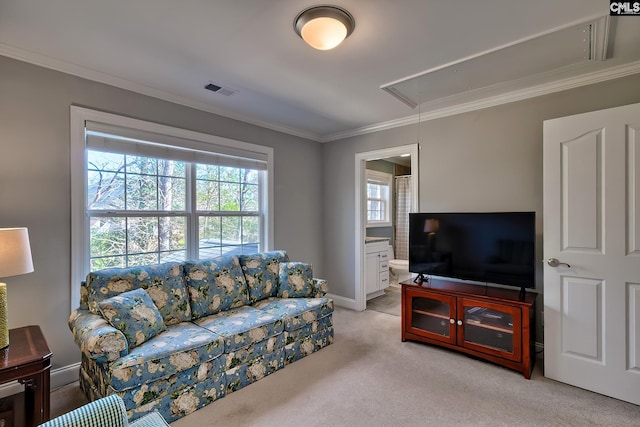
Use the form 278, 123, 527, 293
561, 130, 602, 252
544, 101, 640, 405
628, 126, 640, 255
561, 277, 602, 361
628, 283, 640, 371
365, 252, 379, 295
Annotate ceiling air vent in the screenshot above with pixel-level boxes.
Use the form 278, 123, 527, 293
204, 81, 238, 96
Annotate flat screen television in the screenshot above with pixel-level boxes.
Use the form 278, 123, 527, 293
409, 212, 536, 292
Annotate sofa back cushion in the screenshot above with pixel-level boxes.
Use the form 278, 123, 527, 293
85, 262, 191, 325
238, 250, 290, 303
277, 262, 315, 298
183, 254, 249, 319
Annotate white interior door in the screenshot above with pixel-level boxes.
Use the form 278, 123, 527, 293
543, 102, 640, 405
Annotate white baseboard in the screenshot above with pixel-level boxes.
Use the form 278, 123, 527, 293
327, 293, 360, 311
0, 362, 80, 399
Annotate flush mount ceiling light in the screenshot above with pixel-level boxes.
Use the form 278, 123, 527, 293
294, 5, 355, 50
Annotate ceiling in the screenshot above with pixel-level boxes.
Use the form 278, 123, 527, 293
1, 1, 639, 142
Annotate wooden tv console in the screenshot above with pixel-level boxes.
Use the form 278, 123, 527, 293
401, 279, 536, 379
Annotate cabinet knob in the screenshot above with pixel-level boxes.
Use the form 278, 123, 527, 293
449, 318, 455, 324
457, 320, 463, 326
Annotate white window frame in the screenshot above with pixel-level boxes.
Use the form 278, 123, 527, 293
70, 106, 274, 311
366, 169, 393, 228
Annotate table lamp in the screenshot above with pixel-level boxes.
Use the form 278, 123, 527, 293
0, 227, 34, 349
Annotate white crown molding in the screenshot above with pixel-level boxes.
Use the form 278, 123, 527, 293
0, 43, 322, 142
322, 60, 640, 142
2, 42, 639, 144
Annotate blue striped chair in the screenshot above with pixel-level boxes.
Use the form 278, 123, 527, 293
38, 395, 170, 427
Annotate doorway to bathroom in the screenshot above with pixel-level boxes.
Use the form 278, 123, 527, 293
354, 144, 419, 312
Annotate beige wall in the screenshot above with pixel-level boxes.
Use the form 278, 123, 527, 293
323, 73, 640, 306
0, 55, 324, 374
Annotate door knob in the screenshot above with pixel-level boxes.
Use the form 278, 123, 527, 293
547, 257, 571, 268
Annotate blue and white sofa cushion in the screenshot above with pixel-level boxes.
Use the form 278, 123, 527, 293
182, 255, 249, 318
239, 250, 289, 303
97, 288, 166, 348
84, 262, 192, 325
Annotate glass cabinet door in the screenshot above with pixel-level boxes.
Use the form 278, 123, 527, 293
458, 299, 522, 361
405, 289, 456, 344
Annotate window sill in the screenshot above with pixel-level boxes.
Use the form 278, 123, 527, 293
366, 222, 392, 228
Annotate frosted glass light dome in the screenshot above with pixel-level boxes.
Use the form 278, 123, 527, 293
294, 6, 355, 51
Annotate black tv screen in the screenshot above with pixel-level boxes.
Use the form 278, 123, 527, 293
409, 212, 536, 288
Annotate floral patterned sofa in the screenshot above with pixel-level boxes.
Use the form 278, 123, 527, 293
68, 251, 333, 423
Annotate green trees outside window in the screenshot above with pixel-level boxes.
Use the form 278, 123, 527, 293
87, 150, 261, 270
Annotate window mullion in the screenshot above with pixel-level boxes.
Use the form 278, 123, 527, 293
258, 170, 265, 251
186, 163, 198, 260
124, 155, 128, 210
125, 217, 129, 268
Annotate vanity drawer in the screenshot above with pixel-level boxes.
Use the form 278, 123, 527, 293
379, 252, 389, 271
379, 271, 389, 288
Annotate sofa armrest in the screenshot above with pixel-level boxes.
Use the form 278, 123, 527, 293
312, 278, 328, 297
68, 309, 129, 363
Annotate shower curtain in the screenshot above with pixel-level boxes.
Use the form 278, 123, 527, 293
394, 176, 411, 260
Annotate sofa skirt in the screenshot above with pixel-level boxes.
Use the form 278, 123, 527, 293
225, 346, 286, 393
80, 361, 226, 423
285, 325, 334, 364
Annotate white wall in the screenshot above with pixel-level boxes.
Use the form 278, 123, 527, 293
0, 55, 324, 377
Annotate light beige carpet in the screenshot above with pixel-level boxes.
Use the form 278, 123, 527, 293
51, 307, 640, 426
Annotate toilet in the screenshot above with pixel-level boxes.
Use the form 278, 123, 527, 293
388, 246, 412, 285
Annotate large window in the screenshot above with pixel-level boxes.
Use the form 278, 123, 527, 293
87, 150, 261, 270
71, 107, 273, 309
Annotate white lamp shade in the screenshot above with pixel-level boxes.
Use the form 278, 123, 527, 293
0, 227, 34, 278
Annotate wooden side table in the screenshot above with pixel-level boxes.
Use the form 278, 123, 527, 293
0, 326, 52, 427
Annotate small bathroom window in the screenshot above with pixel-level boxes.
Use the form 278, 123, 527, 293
366, 170, 392, 227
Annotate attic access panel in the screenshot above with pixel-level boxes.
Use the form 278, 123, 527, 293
381, 16, 609, 108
